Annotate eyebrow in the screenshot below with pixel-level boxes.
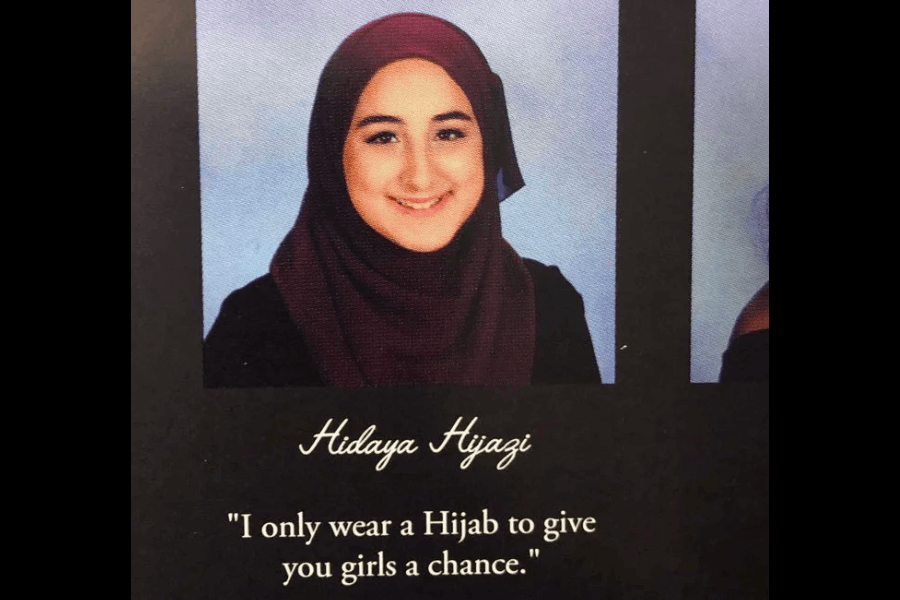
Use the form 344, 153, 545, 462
354, 111, 473, 129
433, 111, 473, 122
355, 115, 401, 128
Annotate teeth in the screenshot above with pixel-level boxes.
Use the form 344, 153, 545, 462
393, 193, 447, 210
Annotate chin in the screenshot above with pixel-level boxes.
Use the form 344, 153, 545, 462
396, 237, 452, 253
390, 229, 455, 253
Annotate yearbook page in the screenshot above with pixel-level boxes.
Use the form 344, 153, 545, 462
132, 1, 768, 597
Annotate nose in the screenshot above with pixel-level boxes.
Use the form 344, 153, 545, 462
399, 141, 434, 192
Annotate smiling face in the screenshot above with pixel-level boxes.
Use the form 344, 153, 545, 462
342, 59, 485, 253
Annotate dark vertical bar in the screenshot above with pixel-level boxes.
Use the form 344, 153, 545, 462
616, 0, 696, 384
132, 2, 202, 599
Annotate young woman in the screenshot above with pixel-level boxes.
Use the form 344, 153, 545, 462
203, 13, 601, 387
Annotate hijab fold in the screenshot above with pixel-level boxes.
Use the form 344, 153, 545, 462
271, 13, 535, 385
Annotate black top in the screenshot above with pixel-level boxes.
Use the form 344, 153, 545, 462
204, 259, 602, 387
719, 329, 769, 382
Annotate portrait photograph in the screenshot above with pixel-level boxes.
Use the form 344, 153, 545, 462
691, 0, 769, 382
197, 0, 618, 387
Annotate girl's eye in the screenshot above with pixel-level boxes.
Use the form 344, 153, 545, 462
365, 131, 397, 144
437, 128, 465, 141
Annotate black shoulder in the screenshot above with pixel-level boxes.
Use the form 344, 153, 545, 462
719, 329, 769, 383
521, 259, 602, 384
212, 275, 286, 327
203, 275, 322, 387
522, 258, 583, 306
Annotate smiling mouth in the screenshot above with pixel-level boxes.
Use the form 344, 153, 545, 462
391, 191, 450, 210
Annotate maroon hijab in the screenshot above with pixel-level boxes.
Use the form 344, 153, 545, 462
270, 13, 535, 386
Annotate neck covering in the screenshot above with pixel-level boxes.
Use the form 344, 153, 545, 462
271, 13, 535, 386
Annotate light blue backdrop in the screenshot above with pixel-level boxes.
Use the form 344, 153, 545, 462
197, 0, 618, 381
692, 0, 769, 382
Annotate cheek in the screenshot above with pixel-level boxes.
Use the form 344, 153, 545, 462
443, 146, 485, 195
344, 146, 396, 196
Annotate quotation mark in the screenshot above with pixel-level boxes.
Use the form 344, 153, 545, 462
529, 548, 540, 558
228, 513, 239, 522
